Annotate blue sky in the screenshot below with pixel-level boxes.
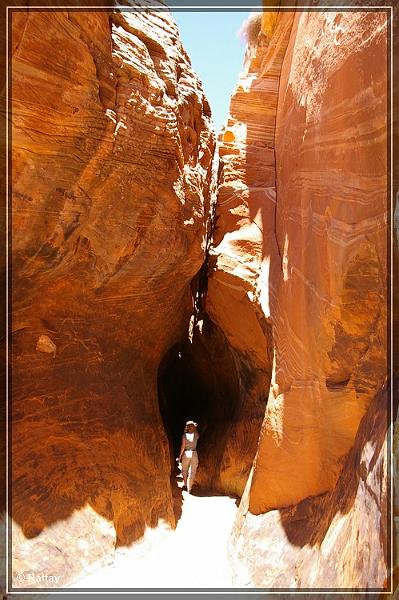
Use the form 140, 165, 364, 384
172, 10, 257, 133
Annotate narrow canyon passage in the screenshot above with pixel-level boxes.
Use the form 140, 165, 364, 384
9, 4, 392, 592
70, 317, 255, 589
69, 317, 249, 589
157, 316, 245, 493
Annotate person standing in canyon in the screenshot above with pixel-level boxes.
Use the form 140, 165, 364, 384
178, 420, 200, 494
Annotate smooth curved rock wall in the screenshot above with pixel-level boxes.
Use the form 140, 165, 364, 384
208, 7, 388, 589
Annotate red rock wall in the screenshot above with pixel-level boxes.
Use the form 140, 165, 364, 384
205, 12, 295, 499
209, 7, 389, 589
11, 5, 214, 586
251, 7, 388, 514
9, 2, 392, 591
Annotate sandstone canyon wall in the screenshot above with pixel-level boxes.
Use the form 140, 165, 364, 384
9, 1, 393, 592
208, 7, 389, 590
11, 4, 215, 586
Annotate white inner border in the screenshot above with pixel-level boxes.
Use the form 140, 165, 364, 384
5, 3, 395, 595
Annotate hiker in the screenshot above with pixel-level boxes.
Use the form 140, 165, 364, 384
178, 420, 199, 494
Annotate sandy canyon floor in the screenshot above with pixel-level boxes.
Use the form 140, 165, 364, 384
70, 470, 238, 589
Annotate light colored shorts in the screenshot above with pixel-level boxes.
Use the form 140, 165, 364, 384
181, 450, 198, 482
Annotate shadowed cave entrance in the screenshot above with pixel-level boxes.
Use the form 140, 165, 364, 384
157, 317, 243, 494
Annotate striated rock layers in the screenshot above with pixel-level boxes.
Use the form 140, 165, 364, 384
208, 8, 389, 589
11, 4, 214, 586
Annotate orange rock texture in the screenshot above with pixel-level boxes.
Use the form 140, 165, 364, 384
209, 8, 389, 589
10, 2, 392, 591
11, 6, 214, 586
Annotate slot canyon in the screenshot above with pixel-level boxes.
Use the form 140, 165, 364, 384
8, 0, 396, 593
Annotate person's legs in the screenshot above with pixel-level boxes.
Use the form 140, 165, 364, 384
181, 455, 189, 488
187, 452, 198, 493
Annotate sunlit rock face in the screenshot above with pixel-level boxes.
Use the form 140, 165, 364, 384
209, 8, 388, 589
251, 8, 388, 515
11, 4, 214, 586
204, 12, 292, 500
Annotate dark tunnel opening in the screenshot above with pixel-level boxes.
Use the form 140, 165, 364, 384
157, 316, 244, 495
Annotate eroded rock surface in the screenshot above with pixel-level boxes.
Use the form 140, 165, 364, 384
208, 8, 388, 589
10, 2, 391, 592
204, 13, 291, 496
252, 8, 388, 516
11, 4, 214, 587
